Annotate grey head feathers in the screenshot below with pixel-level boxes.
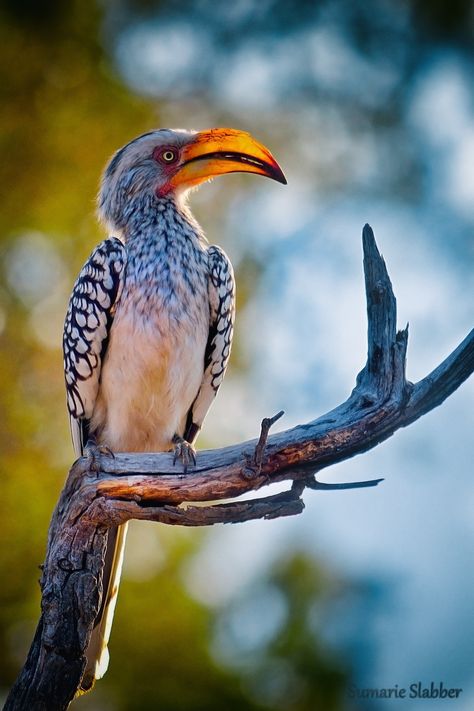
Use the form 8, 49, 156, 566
98, 129, 197, 233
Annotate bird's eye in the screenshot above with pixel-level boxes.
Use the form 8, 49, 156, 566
152, 146, 179, 165
161, 149, 178, 163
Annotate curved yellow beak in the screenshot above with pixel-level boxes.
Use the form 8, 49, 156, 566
168, 128, 286, 192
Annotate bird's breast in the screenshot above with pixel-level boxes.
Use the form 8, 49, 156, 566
91, 242, 210, 452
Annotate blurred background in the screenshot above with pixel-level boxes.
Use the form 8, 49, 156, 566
0, 0, 473, 709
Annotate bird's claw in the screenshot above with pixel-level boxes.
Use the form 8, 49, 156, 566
84, 438, 115, 474
172, 435, 196, 474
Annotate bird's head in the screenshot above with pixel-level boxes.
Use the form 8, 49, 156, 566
98, 127, 286, 231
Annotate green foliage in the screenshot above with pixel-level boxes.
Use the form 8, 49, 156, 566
213, 552, 350, 711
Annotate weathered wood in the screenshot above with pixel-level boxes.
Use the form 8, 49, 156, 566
5, 225, 473, 710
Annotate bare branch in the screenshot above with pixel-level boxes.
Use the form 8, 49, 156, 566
242, 409, 285, 479
253, 410, 285, 469
404, 327, 474, 420
307, 477, 384, 491
87, 486, 305, 527
5, 224, 473, 711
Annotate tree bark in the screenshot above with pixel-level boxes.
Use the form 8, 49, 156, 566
5, 225, 473, 710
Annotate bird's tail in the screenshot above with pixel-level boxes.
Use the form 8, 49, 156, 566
77, 522, 128, 694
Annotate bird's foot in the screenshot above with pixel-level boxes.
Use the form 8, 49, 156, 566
84, 436, 115, 474
172, 434, 196, 474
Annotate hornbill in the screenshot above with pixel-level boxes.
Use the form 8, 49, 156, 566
63, 127, 285, 692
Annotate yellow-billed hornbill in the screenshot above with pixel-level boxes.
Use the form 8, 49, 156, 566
63, 127, 285, 692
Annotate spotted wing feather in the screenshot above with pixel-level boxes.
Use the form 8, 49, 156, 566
185, 245, 235, 441
63, 238, 126, 456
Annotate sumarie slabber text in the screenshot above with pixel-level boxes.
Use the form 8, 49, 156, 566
348, 681, 463, 700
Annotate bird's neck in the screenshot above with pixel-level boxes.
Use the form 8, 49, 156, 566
119, 194, 205, 249
117, 193, 209, 316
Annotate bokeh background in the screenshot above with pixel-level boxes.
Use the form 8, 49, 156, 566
0, 1, 473, 709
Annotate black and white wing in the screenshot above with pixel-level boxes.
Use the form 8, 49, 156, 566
185, 245, 235, 443
63, 238, 126, 457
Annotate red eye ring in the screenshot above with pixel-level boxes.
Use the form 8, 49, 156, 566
153, 147, 179, 164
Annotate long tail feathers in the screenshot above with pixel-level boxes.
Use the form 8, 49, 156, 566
77, 522, 128, 694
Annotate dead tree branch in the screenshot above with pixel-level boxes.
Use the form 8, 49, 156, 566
5, 224, 473, 710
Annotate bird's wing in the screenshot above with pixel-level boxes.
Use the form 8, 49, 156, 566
185, 245, 235, 443
64, 239, 127, 694
63, 238, 126, 456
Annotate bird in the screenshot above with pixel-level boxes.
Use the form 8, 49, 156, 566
62, 127, 286, 692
